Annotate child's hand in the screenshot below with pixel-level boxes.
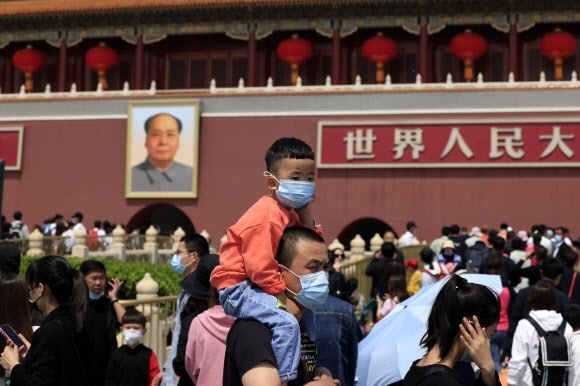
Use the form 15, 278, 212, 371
295, 194, 315, 227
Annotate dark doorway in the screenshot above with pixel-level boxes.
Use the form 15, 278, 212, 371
337, 217, 397, 250
126, 203, 195, 235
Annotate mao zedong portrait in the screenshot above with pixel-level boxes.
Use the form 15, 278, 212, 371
131, 113, 193, 192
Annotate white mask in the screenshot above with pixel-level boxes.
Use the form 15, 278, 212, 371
122, 329, 143, 346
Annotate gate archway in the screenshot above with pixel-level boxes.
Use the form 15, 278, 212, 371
126, 203, 195, 235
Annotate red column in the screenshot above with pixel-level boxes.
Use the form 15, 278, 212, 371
57, 39, 67, 92
332, 28, 341, 85
247, 31, 257, 87
135, 35, 144, 90
419, 25, 429, 82
509, 23, 518, 81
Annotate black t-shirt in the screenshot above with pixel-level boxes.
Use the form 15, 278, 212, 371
223, 319, 315, 386
403, 360, 499, 386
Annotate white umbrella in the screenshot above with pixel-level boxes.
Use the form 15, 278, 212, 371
356, 274, 503, 386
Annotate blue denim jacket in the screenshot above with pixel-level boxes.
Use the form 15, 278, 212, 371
314, 295, 363, 386
160, 291, 189, 386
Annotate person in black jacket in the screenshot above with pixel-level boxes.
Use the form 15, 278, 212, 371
80, 260, 126, 386
0, 255, 90, 386
105, 309, 161, 386
328, 248, 348, 301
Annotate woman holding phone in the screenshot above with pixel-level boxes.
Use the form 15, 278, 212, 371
0, 274, 33, 386
0, 255, 89, 386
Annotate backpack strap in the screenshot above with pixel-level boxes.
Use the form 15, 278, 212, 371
525, 315, 547, 337
557, 319, 568, 336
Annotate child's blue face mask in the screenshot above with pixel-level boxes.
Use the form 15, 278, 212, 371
264, 172, 315, 210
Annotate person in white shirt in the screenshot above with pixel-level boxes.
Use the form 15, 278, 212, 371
564, 304, 580, 386
399, 220, 418, 247
67, 211, 87, 252
508, 282, 573, 386
10, 211, 30, 239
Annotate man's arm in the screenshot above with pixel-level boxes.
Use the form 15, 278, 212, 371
241, 361, 284, 386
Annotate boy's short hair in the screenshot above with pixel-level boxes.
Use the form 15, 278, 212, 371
564, 304, 580, 330
122, 308, 147, 328
265, 137, 314, 173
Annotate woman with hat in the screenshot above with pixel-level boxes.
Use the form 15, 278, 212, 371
437, 240, 464, 274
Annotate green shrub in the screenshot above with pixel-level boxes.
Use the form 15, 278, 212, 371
20, 256, 182, 300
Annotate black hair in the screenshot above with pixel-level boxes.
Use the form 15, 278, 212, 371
380, 242, 396, 259
264, 137, 314, 173
13, 211, 22, 220
535, 245, 548, 263
500, 223, 509, 230
144, 113, 182, 134
421, 275, 500, 360
529, 281, 556, 311
449, 224, 459, 235
181, 296, 209, 323
25, 255, 88, 331
79, 260, 107, 276
510, 237, 524, 251
0, 240, 21, 275
492, 237, 505, 252
406, 221, 416, 231
561, 250, 578, 268
541, 258, 565, 280
564, 304, 580, 330
180, 234, 210, 256
441, 226, 451, 236
419, 247, 435, 267
275, 226, 325, 267
94, 220, 102, 228
121, 308, 147, 328
483, 254, 503, 274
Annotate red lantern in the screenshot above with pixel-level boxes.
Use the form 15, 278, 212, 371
361, 32, 398, 84
450, 29, 487, 82
540, 28, 577, 81
12, 45, 46, 92
85, 42, 119, 89
277, 35, 313, 85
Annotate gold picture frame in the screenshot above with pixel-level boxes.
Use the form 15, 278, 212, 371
125, 99, 200, 198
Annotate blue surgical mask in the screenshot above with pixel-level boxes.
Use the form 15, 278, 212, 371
171, 253, 192, 274
89, 291, 105, 301
282, 266, 329, 309
264, 172, 315, 210
554, 235, 563, 243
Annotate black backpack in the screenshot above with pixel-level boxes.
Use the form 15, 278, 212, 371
525, 316, 572, 386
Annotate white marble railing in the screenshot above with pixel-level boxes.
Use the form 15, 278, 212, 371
2, 70, 579, 99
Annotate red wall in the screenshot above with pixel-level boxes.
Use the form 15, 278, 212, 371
4, 115, 580, 246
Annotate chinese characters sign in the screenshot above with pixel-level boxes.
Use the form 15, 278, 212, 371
0, 127, 23, 171
316, 119, 580, 168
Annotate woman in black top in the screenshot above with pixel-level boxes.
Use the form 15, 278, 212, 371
403, 275, 501, 386
0, 255, 89, 386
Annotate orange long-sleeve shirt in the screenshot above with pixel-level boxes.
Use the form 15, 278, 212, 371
210, 195, 322, 295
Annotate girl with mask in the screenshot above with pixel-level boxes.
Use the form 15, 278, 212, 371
0, 255, 89, 386
210, 137, 325, 383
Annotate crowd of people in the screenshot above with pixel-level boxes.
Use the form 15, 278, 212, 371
0, 135, 579, 386
361, 221, 580, 386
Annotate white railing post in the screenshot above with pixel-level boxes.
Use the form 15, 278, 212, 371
110, 225, 126, 261
26, 229, 44, 256
72, 228, 88, 258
